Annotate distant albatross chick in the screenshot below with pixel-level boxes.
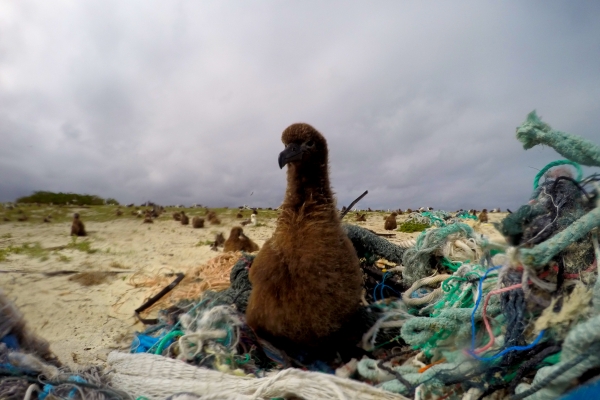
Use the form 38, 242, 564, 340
71, 213, 86, 236
384, 212, 398, 230
246, 123, 363, 353
192, 216, 204, 228
223, 226, 259, 252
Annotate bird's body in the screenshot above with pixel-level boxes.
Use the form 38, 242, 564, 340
71, 213, 86, 236
192, 216, 204, 228
224, 226, 259, 252
355, 213, 366, 222
246, 123, 363, 351
478, 209, 489, 223
384, 212, 398, 230
210, 232, 226, 251
180, 211, 189, 225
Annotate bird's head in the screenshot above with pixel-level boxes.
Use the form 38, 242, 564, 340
278, 123, 328, 169
230, 226, 243, 238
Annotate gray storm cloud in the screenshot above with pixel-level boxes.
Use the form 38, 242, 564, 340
1, 1, 599, 210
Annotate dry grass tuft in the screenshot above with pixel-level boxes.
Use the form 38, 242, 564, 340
110, 261, 128, 269
69, 271, 117, 286
129, 251, 242, 312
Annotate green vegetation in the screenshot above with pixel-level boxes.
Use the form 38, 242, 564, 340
1, 233, 11, 239
67, 237, 98, 254
398, 220, 431, 233
16, 191, 118, 205
0, 242, 49, 262
56, 254, 72, 263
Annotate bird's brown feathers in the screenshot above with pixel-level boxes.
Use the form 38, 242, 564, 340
246, 123, 363, 349
224, 226, 259, 252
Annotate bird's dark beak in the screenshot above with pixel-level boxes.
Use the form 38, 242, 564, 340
278, 144, 304, 169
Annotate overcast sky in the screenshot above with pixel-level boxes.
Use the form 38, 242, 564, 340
1, 1, 599, 210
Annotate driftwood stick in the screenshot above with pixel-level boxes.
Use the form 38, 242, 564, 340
340, 190, 368, 220
134, 272, 185, 325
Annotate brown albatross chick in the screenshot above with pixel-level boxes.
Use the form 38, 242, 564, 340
224, 226, 259, 252
246, 123, 363, 354
355, 213, 366, 222
180, 211, 189, 225
478, 209, 489, 223
384, 212, 398, 230
192, 216, 204, 228
71, 213, 86, 236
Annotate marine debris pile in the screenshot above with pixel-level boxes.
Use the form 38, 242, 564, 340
2, 112, 600, 399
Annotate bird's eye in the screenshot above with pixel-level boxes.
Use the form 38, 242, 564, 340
306, 140, 314, 147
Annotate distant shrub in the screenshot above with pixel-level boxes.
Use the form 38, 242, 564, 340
398, 220, 430, 233
16, 191, 113, 205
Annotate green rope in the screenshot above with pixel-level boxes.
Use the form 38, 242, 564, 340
532, 159, 583, 190
517, 110, 600, 167
154, 330, 184, 355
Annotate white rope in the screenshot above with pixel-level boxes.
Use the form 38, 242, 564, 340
107, 352, 409, 400
402, 274, 451, 307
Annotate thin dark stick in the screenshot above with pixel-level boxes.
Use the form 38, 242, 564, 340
134, 272, 185, 325
340, 190, 368, 220
377, 351, 415, 396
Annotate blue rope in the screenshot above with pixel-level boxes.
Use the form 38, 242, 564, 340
373, 272, 400, 301
470, 330, 545, 362
470, 266, 501, 351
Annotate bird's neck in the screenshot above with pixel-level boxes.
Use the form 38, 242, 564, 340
282, 163, 334, 211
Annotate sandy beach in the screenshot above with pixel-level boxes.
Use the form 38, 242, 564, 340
0, 205, 507, 368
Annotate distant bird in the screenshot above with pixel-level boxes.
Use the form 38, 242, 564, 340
172, 212, 181, 221
43, 217, 50, 223
3, 217, 10, 222
17, 215, 28, 222
143, 216, 154, 224
223, 226, 260, 252
210, 232, 226, 251
116, 208, 123, 216
252, 209, 258, 215
207, 211, 221, 225
71, 213, 86, 236
355, 213, 366, 222
236, 212, 243, 219
240, 218, 251, 226
478, 209, 489, 223
192, 216, 204, 228
180, 211, 189, 225
250, 214, 257, 226
384, 212, 398, 230
246, 123, 363, 354
406, 208, 413, 214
